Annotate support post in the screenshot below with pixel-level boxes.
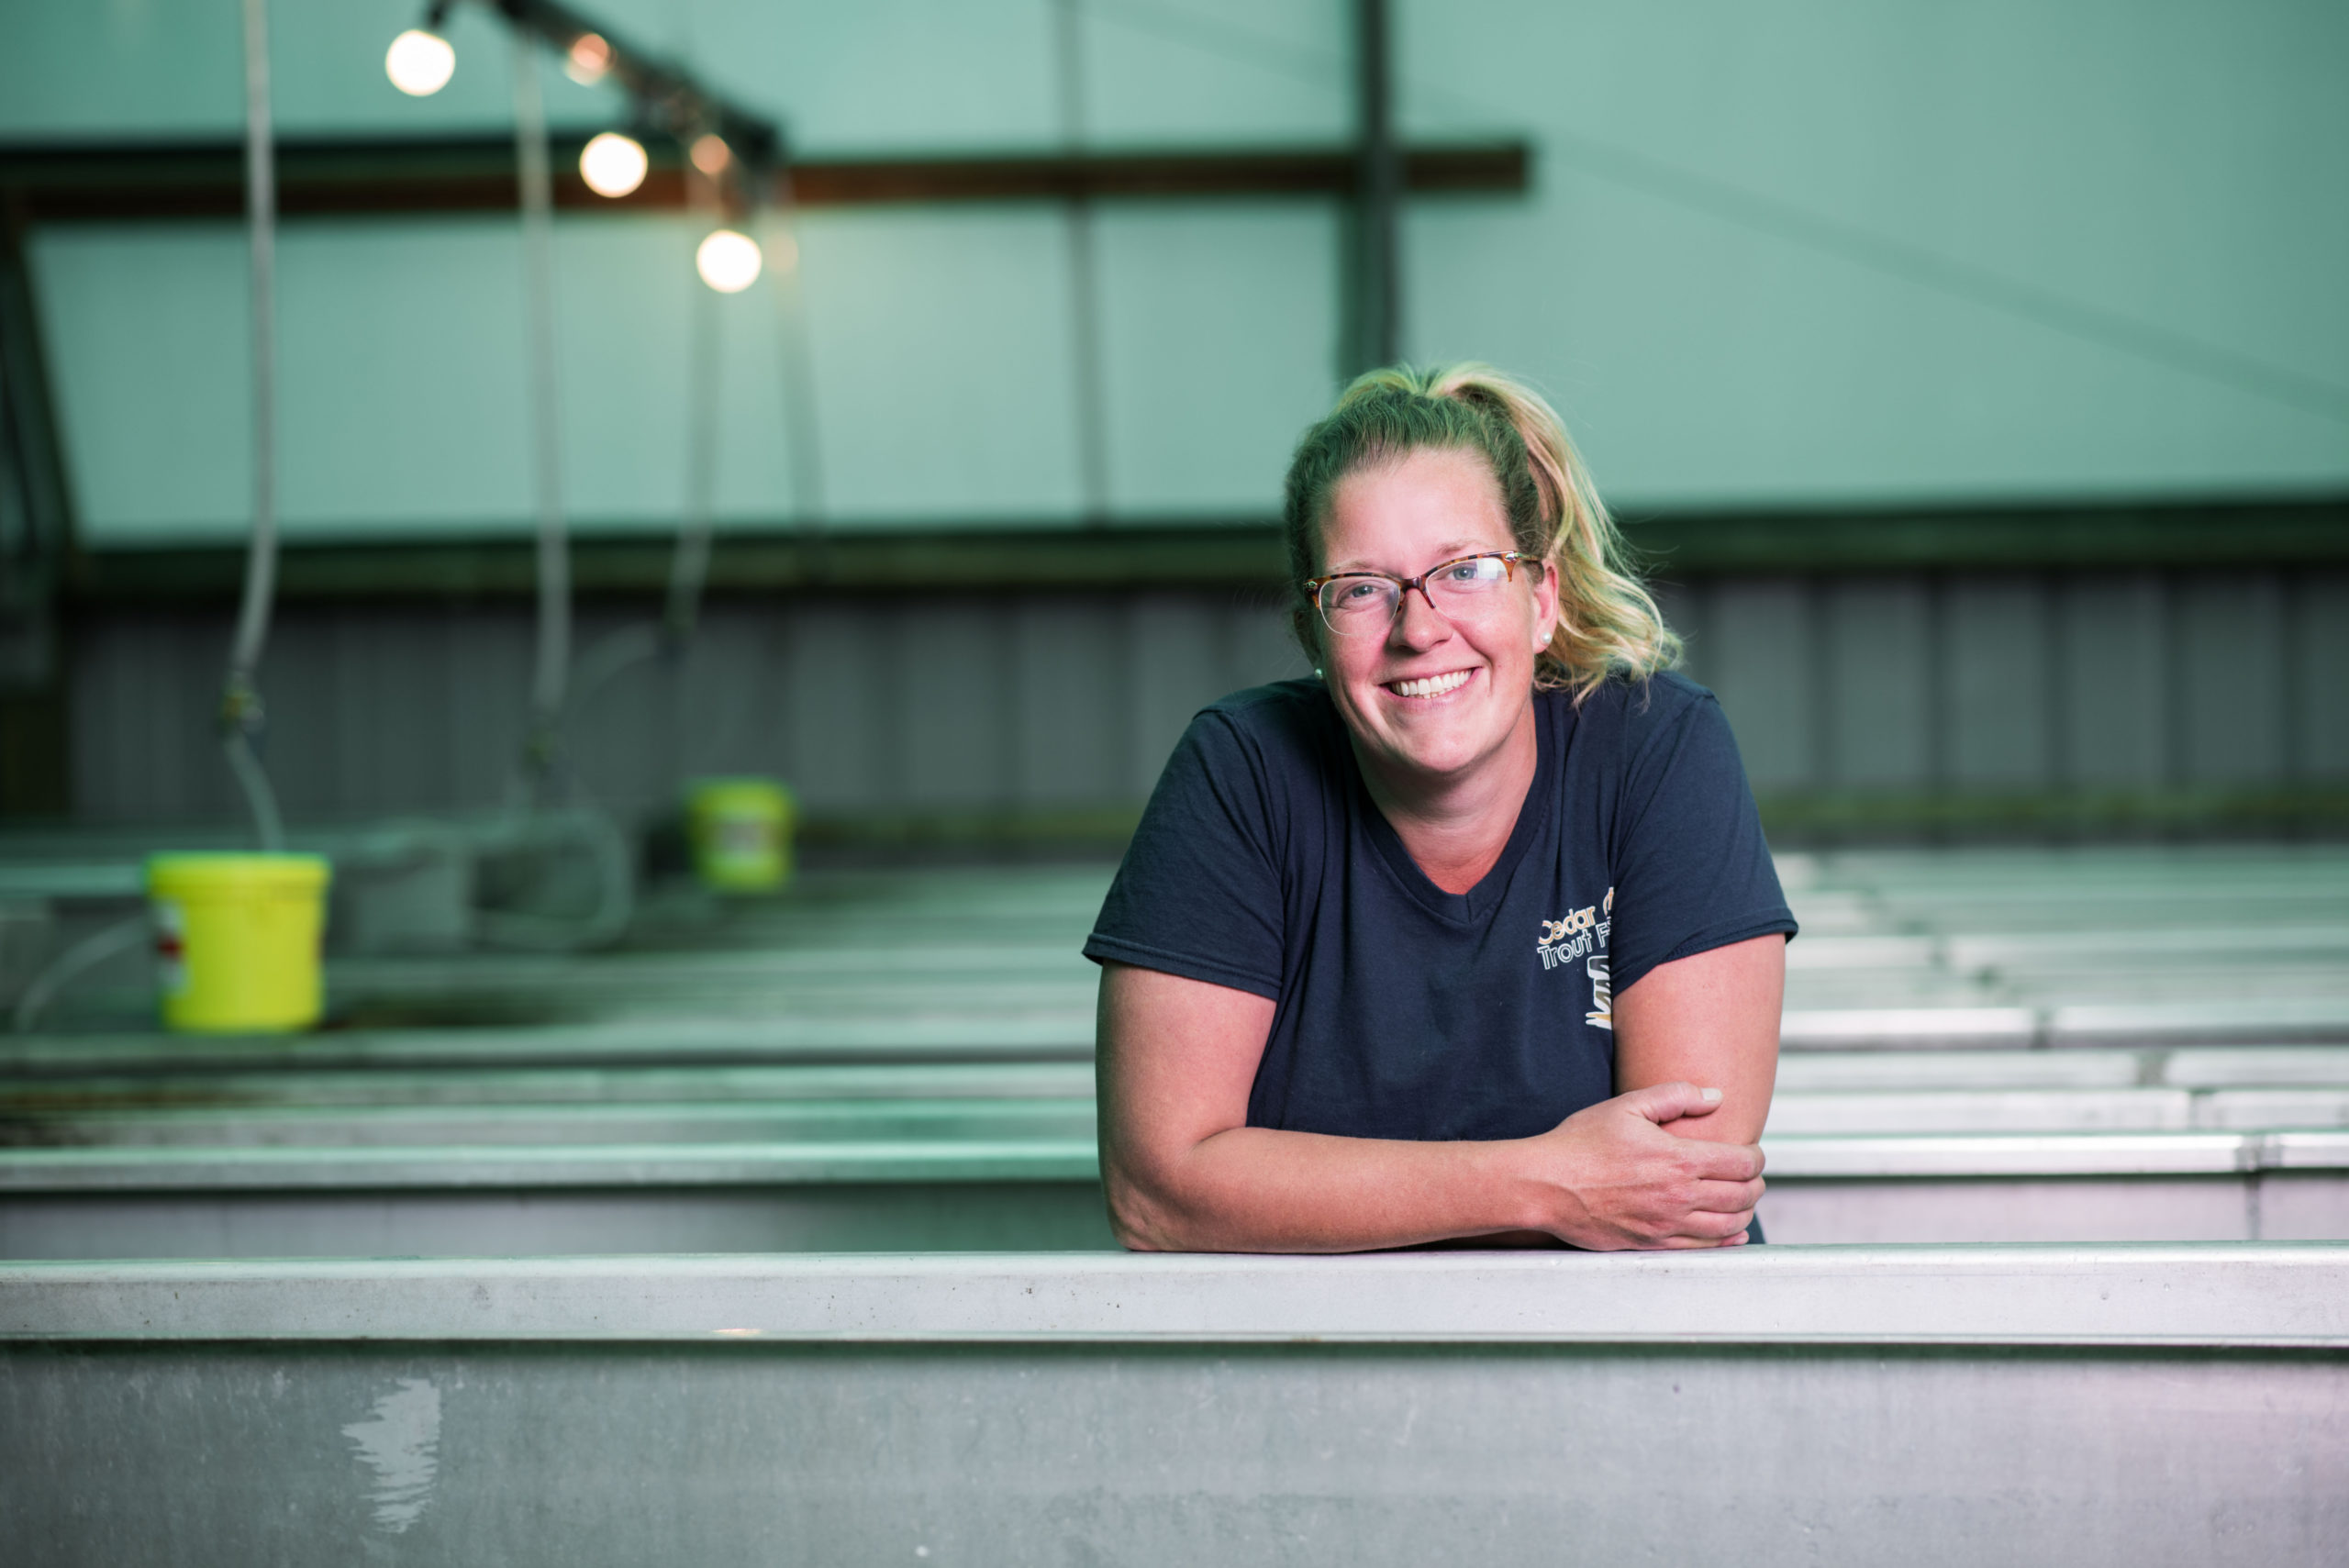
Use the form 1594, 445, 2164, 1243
1348, 0, 1400, 376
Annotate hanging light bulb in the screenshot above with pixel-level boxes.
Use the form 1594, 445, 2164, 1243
696, 229, 763, 293
579, 131, 649, 198
384, 29, 456, 96
689, 135, 732, 176
565, 32, 614, 84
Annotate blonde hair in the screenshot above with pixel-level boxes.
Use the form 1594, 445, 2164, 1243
1281, 362, 1679, 699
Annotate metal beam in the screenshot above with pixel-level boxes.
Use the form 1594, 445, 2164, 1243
40, 496, 2349, 604
472, 0, 782, 183
0, 139, 1530, 220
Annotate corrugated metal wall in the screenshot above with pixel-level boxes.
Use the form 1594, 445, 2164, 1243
63, 567, 2349, 829
65, 588, 1308, 827
1659, 570, 2349, 795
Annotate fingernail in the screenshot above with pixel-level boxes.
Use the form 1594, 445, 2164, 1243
1699, 1087, 1723, 1103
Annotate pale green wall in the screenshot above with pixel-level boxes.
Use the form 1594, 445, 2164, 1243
8, 0, 2344, 545
32, 202, 1339, 541
1400, 0, 2349, 506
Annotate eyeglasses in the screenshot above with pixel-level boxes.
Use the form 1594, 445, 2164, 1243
1303, 551, 1531, 636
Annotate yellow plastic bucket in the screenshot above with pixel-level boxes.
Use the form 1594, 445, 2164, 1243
145, 853, 332, 1034
685, 778, 794, 893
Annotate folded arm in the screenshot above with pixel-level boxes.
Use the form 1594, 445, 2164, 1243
1095, 943, 1777, 1253
1612, 932, 1786, 1145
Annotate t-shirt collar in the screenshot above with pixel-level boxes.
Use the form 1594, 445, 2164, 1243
1347, 691, 1559, 927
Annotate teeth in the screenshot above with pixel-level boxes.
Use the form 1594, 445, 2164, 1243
1391, 669, 1473, 698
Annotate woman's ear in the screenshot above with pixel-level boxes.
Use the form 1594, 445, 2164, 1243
1291, 603, 1326, 680
1532, 559, 1562, 647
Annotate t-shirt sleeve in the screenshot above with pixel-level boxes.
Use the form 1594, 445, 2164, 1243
1606, 686, 1798, 995
1083, 708, 1287, 999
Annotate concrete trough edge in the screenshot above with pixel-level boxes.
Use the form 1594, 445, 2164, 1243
12, 999, 2349, 1080
7, 1131, 2349, 1192
3, 1245, 2344, 1348
0, 1023, 1100, 1076
0, 1139, 1108, 1190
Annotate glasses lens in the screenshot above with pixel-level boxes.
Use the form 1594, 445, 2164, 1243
1317, 577, 1397, 634
1428, 555, 1511, 600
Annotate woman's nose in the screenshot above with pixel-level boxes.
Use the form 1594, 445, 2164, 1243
1387, 584, 1452, 648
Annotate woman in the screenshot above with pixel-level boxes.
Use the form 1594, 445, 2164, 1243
1085, 364, 1795, 1251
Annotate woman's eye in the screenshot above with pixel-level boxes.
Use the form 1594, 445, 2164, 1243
1337, 581, 1382, 604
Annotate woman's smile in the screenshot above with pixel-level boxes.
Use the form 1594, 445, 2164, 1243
1384, 666, 1478, 701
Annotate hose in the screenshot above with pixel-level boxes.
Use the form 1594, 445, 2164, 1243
761, 206, 825, 533
222, 0, 285, 851
561, 134, 724, 739
511, 31, 571, 796
666, 213, 719, 641
11, 916, 148, 1033
471, 807, 635, 951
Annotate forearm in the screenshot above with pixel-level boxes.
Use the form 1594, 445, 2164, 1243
1105, 1125, 1544, 1253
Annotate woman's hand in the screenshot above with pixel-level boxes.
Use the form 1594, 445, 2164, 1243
1519, 1082, 1766, 1249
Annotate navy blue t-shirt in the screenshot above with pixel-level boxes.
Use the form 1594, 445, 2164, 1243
1084, 672, 1796, 1140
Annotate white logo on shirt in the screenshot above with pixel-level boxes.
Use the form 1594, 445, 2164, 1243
1586, 955, 1613, 1030
1538, 887, 1615, 1029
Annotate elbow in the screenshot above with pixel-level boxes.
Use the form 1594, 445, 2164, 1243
1101, 1158, 1195, 1252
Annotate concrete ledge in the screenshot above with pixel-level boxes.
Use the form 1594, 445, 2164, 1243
5, 1244, 2345, 1347
6, 1129, 2345, 1193
0, 1015, 1100, 1075
1781, 1000, 2349, 1050
6, 1000, 2346, 1078
9, 1046, 2348, 1111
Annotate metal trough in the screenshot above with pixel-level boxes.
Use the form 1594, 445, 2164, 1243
4, 1129, 2346, 1258
4, 1246, 2344, 1565
8, 1044, 2347, 1116
7, 1082, 2349, 1149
